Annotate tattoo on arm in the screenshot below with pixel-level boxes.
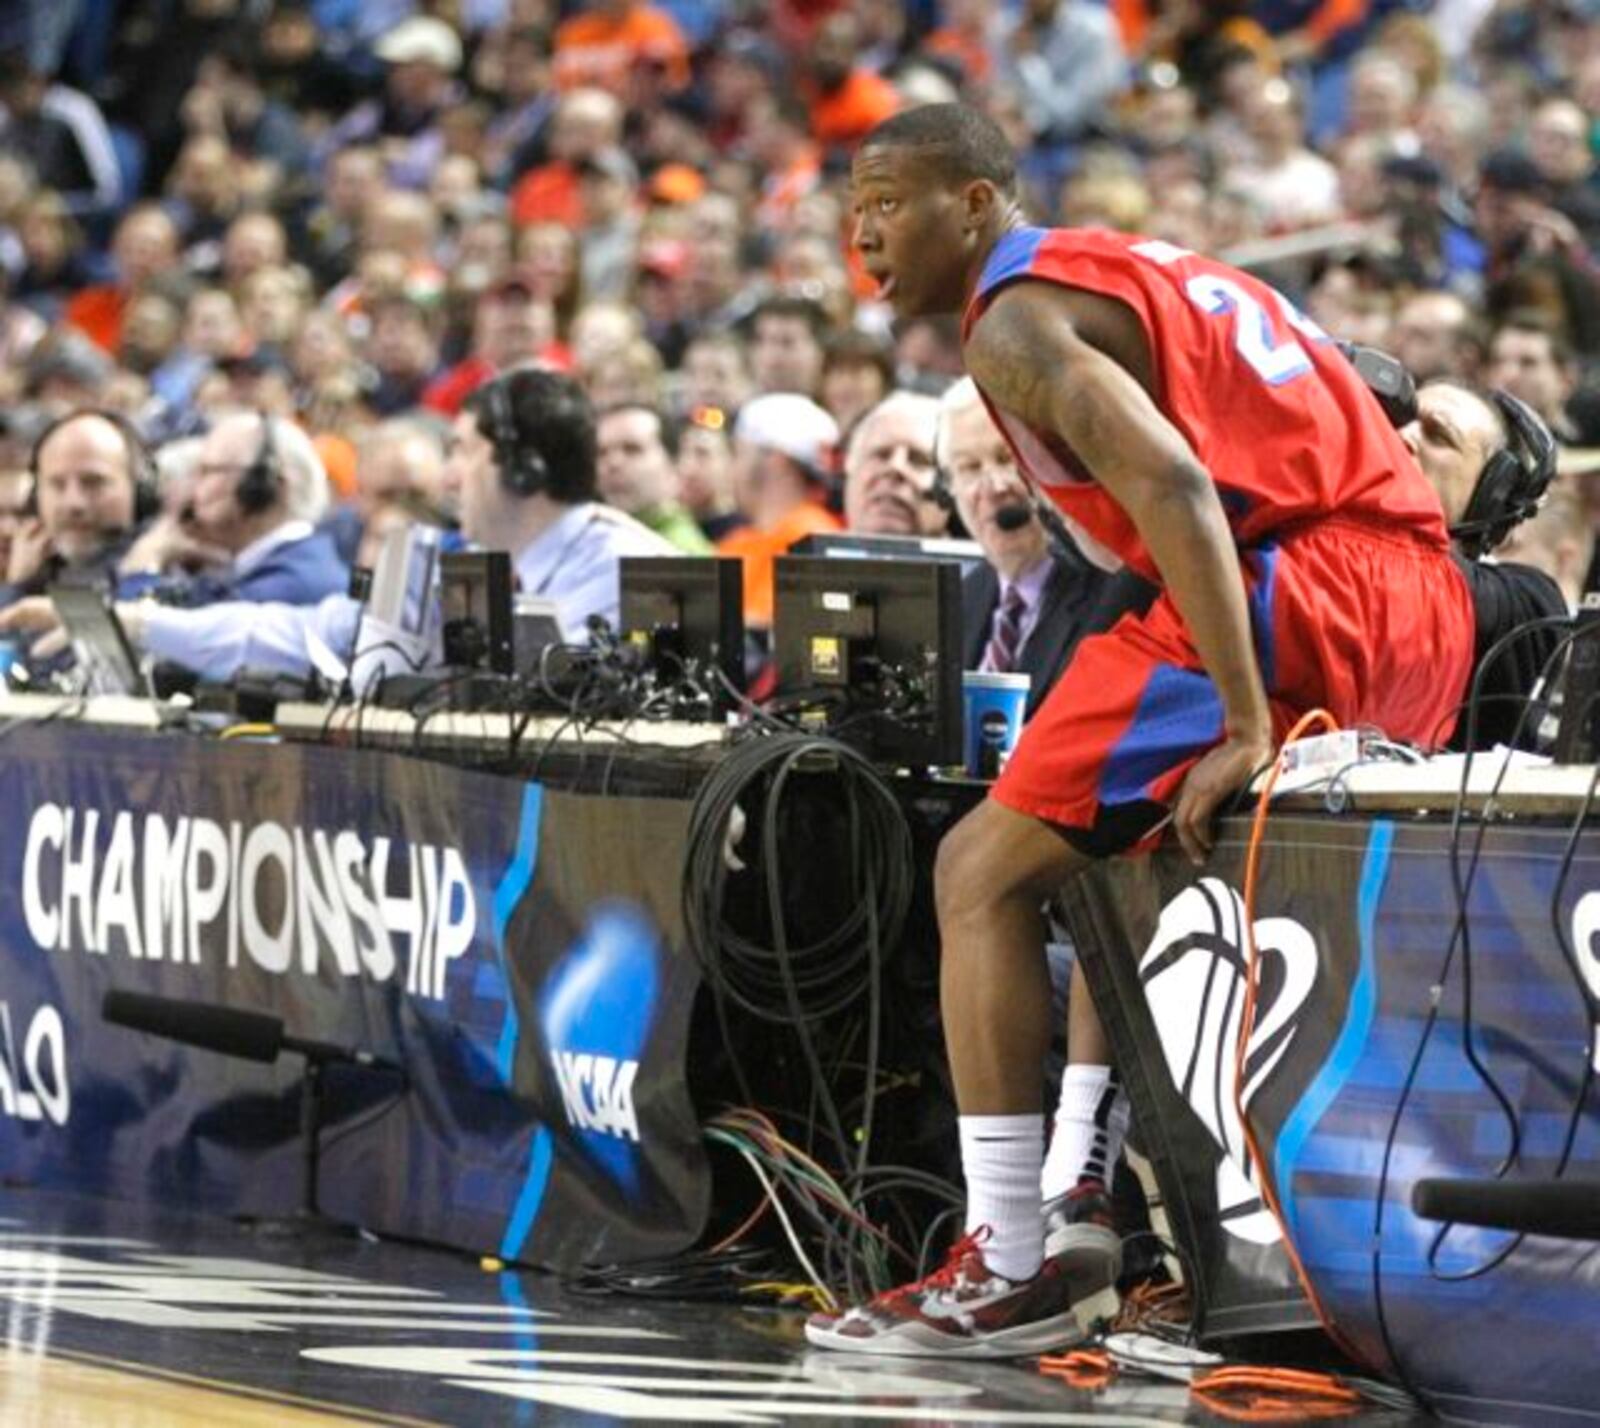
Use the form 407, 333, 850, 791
967, 284, 1202, 492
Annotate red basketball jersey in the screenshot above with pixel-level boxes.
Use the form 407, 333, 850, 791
960, 227, 1450, 581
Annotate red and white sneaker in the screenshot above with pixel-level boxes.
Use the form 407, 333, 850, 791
803, 1229, 1085, 1360
1043, 1180, 1122, 1292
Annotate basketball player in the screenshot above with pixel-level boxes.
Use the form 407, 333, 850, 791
807, 104, 1474, 1358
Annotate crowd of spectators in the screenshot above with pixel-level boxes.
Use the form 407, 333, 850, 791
1, 0, 1599, 687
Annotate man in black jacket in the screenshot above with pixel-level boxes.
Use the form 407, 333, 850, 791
938, 376, 1129, 718
1398, 378, 1564, 749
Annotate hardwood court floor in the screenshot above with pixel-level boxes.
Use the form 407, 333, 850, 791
0, 1187, 1423, 1426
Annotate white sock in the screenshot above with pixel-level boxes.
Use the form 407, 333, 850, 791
960, 1113, 1045, 1281
1041, 1065, 1130, 1200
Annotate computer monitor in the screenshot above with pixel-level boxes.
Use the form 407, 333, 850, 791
791, 530, 987, 580
49, 585, 148, 697
620, 557, 744, 711
440, 551, 514, 674
772, 555, 963, 767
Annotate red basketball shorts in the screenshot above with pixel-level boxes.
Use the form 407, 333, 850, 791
991, 520, 1476, 855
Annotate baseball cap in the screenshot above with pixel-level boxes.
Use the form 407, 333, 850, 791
374, 16, 463, 72
734, 393, 839, 476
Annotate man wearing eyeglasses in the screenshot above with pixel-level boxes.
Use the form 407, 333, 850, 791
937, 378, 1122, 716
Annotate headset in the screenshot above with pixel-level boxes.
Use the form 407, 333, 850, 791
26, 408, 161, 525
235, 411, 284, 516
1336, 343, 1556, 559
1451, 389, 1557, 559
477, 376, 550, 497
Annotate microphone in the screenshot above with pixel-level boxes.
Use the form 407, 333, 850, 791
1412, 1176, 1600, 1241
994, 503, 1033, 532
102, 989, 400, 1072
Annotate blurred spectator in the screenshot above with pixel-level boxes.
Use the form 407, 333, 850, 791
1391, 290, 1483, 384
749, 294, 829, 398
336, 416, 448, 568
1226, 77, 1341, 232
596, 402, 712, 552
1000, 0, 1127, 150
553, 0, 690, 98
676, 403, 742, 542
11, 189, 93, 315
423, 270, 562, 415
1487, 310, 1581, 441
318, 17, 464, 192
511, 87, 623, 229
0, 48, 119, 215
296, 145, 386, 290
680, 330, 753, 416
840, 391, 945, 538
178, 35, 311, 191
479, 26, 556, 187
165, 134, 243, 250
367, 296, 443, 415
716, 392, 842, 629
1476, 147, 1600, 357
574, 147, 641, 300
821, 330, 895, 435
802, 12, 901, 157
62, 203, 180, 354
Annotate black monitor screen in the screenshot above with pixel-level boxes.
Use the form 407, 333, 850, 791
440, 551, 514, 674
772, 555, 962, 767
620, 557, 744, 711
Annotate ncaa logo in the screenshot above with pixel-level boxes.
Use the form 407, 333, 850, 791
1139, 878, 1318, 1245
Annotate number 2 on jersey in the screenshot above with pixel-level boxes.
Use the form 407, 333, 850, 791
1131, 240, 1326, 387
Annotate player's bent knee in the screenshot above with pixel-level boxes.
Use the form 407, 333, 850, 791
934, 799, 1081, 919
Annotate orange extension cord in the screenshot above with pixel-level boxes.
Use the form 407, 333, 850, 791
1236, 708, 1363, 1360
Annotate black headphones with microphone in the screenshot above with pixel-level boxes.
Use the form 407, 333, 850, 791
1451, 388, 1557, 559
26, 408, 161, 525
235, 412, 284, 516
478, 375, 550, 497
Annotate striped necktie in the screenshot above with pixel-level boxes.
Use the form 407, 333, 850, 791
985, 584, 1027, 674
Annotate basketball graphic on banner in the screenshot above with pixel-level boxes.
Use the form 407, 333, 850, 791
1138, 877, 1318, 1245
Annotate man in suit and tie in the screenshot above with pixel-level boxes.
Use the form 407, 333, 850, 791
939, 377, 1113, 716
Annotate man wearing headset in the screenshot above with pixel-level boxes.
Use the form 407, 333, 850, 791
936, 377, 1123, 717
1397, 377, 1565, 750
113, 410, 347, 608
0, 369, 675, 683
0, 409, 156, 608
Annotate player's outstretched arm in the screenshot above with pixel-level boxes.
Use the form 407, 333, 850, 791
965, 282, 1273, 862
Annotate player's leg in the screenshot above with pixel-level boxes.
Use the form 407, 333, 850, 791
805, 799, 1092, 1360
935, 797, 1085, 1281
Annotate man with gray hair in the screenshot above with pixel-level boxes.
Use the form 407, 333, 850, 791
842, 390, 947, 537
115, 409, 347, 607
938, 377, 1116, 715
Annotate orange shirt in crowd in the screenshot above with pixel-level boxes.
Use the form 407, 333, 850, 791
716, 500, 843, 629
553, 4, 690, 93
510, 161, 583, 229
806, 70, 900, 151
63, 285, 128, 353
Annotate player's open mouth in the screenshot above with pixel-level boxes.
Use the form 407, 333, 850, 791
875, 273, 897, 300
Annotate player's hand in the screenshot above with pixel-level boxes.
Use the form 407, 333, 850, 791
1172, 729, 1274, 866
